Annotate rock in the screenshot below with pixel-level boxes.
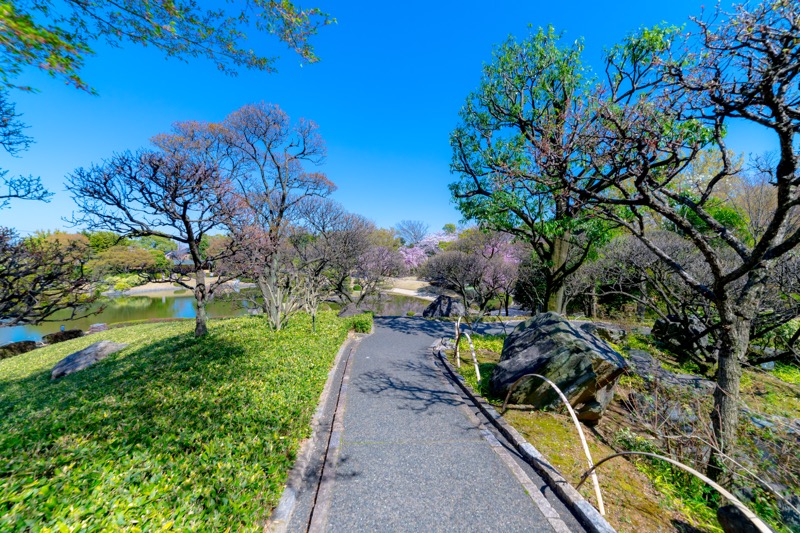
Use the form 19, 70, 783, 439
422, 296, 465, 318
652, 314, 709, 357
51, 341, 128, 379
337, 302, 371, 318
626, 349, 715, 393
575, 321, 628, 344
42, 329, 84, 345
489, 312, 628, 425
88, 323, 108, 334
0, 340, 38, 359
778, 494, 800, 532
717, 504, 761, 533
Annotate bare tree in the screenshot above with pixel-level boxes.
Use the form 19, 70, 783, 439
0, 92, 50, 209
394, 220, 429, 246
67, 150, 237, 337
157, 103, 335, 330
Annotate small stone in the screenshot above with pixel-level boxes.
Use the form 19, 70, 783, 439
88, 323, 109, 334
576, 321, 627, 344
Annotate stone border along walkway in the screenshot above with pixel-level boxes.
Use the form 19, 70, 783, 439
432, 339, 615, 533
267, 332, 366, 533
267, 317, 608, 532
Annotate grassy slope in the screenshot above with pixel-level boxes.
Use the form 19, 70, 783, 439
0, 312, 350, 532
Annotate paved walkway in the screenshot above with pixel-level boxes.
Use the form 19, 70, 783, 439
307, 317, 585, 532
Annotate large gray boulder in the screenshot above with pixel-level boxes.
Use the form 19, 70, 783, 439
422, 296, 465, 318
489, 312, 628, 425
51, 341, 128, 380
574, 321, 627, 344
652, 314, 709, 357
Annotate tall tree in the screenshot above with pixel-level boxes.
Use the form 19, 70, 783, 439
154, 103, 335, 330
67, 150, 237, 337
571, 1, 800, 481
394, 220, 429, 246
449, 27, 608, 313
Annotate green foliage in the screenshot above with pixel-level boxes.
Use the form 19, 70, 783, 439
0, 312, 350, 530
772, 363, 800, 386
614, 428, 721, 530
0, 1, 333, 94
136, 235, 178, 254
84, 231, 129, 253
455, 333, 505, 396
349, 312, 373, 333
105, 273, 146, 292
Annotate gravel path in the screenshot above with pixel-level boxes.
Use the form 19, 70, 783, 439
314, 317, 585, 532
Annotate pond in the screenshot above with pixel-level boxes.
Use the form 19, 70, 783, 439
0, 291, 433, 345
0, 290, 245, 345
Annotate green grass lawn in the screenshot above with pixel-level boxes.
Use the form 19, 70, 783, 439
0, 312, 354, 531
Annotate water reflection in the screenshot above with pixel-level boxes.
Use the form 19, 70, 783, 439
0, 292, 433, 345
0, 291, 244, 344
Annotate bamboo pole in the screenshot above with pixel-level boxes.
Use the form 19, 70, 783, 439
502, 373, 605, 515
461, 329, 481, 384
577, 452, 771, 533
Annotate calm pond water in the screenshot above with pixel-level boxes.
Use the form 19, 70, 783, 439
0, 290, 245, 345
0, 292, 432, 345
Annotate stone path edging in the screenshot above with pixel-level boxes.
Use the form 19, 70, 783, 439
266, 330, 369, 533
432, 339, 616, 533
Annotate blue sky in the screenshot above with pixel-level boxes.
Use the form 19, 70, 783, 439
0, 0, 776, 235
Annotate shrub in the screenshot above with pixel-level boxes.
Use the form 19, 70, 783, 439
350, 313, 373, 333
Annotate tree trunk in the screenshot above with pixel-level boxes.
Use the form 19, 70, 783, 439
708, 315, 749, 484
545, 232, 570, 314
546, 284, 565, 314
194, 269, 209, 337
589, 284, 598, 319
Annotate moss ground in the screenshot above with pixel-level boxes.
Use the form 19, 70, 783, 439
0, 312, 352, 532
451, 334, 719, 532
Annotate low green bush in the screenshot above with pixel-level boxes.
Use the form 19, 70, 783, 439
0, 312, 349, 531
349, 312, 373, 333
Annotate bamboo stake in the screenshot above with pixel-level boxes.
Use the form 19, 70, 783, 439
502, 373, 605, 515
454, 316, 462, 368
461, 330, 481, 384
577, 452, 771, 533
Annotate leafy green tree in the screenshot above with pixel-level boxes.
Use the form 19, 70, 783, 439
450, 27, 610, 313
136, 235, 178, 254
84, 231, 128, 253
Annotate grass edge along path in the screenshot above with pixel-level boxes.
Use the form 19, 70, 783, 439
0, 311, 366, 532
